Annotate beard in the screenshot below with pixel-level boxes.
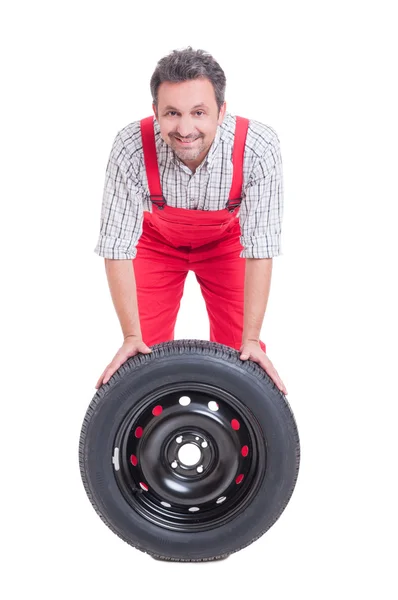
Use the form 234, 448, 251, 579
169, 133, 208, 162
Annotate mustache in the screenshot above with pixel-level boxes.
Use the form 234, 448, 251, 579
171, 133, 202, 140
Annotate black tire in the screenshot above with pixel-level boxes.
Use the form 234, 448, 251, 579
79, 340, 300, 562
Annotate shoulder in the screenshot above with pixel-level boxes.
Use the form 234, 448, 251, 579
220, 112, 280, 159
114, 117, 165, 163
113, 120, 145, 159
246, 116, 281, 158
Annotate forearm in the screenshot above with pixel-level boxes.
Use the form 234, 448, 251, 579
104, 258, 142, 338
242, 258, 273, 342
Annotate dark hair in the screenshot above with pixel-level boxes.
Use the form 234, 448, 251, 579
150, 46, 226, 112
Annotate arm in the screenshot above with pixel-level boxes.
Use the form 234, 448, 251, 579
240, 255, 287, 394
239, 131, 284, 344
238, 130, 287, 394
95, 257, 151, 389
94, 130, 145, 335
104, 258, 142, 339
94, 129, 150, 389
242, 258, 272, 343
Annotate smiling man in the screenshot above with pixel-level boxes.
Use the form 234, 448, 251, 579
94, 46, 287, 394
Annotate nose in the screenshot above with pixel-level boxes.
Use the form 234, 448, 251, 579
175, 116, 195, 138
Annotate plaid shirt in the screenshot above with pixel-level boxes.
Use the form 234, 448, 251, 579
94, 112, 284, 259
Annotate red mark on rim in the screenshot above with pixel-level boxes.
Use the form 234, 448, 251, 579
241, 445, 249, 457
130, 454, 138, 466
139, 482, 149, 491
231, 419, 240, 430
236, 474, 244, 484
135, 426, 143, 438
152, 405, 163, 417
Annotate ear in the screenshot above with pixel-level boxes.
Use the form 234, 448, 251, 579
152, 103, 158, 119
218, 101, 227, 125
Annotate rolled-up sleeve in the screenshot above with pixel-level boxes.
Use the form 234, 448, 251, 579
94, 133, 143, 259
239, 137, 284, 259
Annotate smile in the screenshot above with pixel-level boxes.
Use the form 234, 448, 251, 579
175, 137, 198, 145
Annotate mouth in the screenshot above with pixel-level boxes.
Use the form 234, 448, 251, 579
174, 136, 200, 145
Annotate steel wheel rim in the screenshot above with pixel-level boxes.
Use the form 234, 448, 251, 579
112, 382, 267, 532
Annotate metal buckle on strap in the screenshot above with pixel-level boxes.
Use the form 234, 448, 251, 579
227, 198, 242, 212
150, 195, 166, 210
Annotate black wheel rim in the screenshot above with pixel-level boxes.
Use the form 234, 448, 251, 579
112, 382, 267, 532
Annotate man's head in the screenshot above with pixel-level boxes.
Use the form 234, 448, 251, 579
150, 47, 227, 170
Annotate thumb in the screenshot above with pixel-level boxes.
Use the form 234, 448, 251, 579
240, 353, 249, 360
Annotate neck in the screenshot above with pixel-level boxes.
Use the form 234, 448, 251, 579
178, 146, 212, 172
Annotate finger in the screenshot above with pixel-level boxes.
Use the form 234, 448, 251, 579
102, 349, 143, 388
260, 361, 286, 393
103, 351, 134, 382
141, 345, 152, 353
272, 373, 287, 394
102, 363, 121, 385
280, 378, 288, 395
270, 370, 283, 390
262, 359, 286, 392
95, 367, 108, 389
272, 371, 287, 394
102, 371, 112, 385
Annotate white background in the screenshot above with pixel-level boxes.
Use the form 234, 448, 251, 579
1, 1, 397, 598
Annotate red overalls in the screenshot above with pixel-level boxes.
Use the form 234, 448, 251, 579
133, 116, 266, 353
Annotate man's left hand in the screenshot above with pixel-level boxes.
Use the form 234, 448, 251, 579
239, 340, 288, 395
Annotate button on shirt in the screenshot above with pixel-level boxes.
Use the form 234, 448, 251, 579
94, 112, 284, 259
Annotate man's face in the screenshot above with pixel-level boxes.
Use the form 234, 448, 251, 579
153, 77, 226, 170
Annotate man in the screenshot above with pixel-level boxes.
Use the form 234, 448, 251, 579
94, 46, 287, 394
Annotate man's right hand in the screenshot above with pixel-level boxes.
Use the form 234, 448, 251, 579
95, 335, 152, 389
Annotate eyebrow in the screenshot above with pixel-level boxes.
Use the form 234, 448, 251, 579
163, 103, 209, 111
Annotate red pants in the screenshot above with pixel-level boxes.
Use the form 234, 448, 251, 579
133, 215, 266, 353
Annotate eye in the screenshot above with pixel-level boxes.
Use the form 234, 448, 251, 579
195, 111, 205, 116
166, 111, 178, 116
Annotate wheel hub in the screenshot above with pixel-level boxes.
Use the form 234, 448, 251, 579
168, 432, 212, 475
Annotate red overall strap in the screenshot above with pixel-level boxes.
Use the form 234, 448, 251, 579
141, 114, 249, 210
228, 116, 249, 207
140, 116, 166, 209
